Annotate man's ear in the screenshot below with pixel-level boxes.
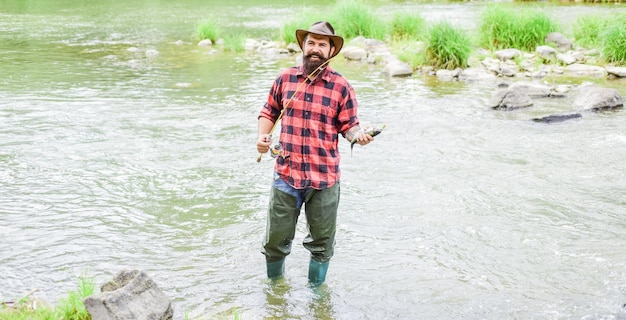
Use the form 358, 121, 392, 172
329, 47, 336, 58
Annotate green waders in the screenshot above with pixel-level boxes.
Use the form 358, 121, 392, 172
262, 179, 339, 285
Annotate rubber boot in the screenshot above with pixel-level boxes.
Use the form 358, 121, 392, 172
308, 259, 329, 286
266, 258, 285, 279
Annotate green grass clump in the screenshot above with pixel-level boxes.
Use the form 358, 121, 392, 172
426, 21, 471, 69
390, 12, 426, 41
479, 4, 558, 52
331, 0, 387, 41
391, 40, 427, 70
0, 276, 95, 320
222, 33, 246, 52
57, 276, 95, 320
196, 18, 220, 43
573, 14, 606, 48
599, 14, 626, 65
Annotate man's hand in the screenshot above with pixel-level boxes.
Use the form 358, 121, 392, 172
346, 126, 374, 146
257, 134, 272, 154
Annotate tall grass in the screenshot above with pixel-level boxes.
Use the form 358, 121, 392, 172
196, 18, 220, 43
390, 12, 426, 41
479, 4, 558, 51
600, 13, 626, 65
573, 14, 606, 48
391, 40, 427, 69
331, 0, 387, 41
427, 21, 471, 69
222, 33, 246, 52
56, 275, 95, 320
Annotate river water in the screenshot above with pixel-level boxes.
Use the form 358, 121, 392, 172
1, 1, 625, 319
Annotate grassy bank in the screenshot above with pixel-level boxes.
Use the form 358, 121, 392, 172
0, 276, 94, 320
196, 1, 626, 69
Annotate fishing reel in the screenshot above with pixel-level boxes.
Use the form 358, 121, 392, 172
270, 142, 283, 158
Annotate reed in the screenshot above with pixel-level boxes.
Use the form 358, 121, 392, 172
426, 21, 471, 69
479, 4, 558, 52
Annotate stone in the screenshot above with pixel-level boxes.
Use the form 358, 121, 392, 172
381, 60, 413, 77
572, 87, 623, 112
487, 89, 533, 110
545, 32, 573, 52
536, 45, 557, 59
436, 69, 459, 81
197, 39, 212, 47
342, 46, 368, 61
556, 53, 576, 65
508, 81, 552, 98
532, 113, 582, 123
458, 67, 497, 82
494, 48, 522, 61
606, 66, 626, 78
564, 63, 606, 77
84, 270, 173, 320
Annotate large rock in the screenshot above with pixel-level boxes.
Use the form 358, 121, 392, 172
536, 45, 557, 59
494, 48, 522, 61
572, 87, 623, 112
564, 63, 607, 77
487, 89, 534, 110
545, 32, 573, 52
84, 270, 173, 320
508, 81, 552, 98
381, 59, 413, 77
458, 67, 497, 82
606, 66, 626, 78
342, 46, 368, 61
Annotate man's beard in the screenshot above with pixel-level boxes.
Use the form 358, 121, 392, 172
303, 53, 329, 76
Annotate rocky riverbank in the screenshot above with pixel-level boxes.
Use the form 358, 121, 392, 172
233, 31, 624, 119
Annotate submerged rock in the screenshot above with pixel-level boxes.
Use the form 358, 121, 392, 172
532, 113, 582, 123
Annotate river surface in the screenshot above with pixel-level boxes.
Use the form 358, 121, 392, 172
1, 1, 625, 319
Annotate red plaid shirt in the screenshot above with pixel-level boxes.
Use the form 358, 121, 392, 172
259, 65, 360, 190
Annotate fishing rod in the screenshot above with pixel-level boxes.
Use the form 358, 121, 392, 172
256, 57, 333, 163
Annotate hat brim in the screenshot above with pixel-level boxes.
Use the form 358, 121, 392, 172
296, 29, 344, 59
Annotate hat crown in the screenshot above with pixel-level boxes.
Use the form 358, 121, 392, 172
295, 21, 344, 59
309, 21, 336, 36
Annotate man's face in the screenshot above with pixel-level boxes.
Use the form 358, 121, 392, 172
303, 33, 335, 75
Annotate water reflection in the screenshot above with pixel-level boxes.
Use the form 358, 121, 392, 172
264, 279, 335, 320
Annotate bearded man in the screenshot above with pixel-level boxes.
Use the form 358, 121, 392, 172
256, 21, 374, 286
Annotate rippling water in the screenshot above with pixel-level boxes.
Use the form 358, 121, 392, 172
1, 1, 626, 319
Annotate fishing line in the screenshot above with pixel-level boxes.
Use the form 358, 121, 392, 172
256, 57, 333, 162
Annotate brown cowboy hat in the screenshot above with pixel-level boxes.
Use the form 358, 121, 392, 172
296, 21, 344, 59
